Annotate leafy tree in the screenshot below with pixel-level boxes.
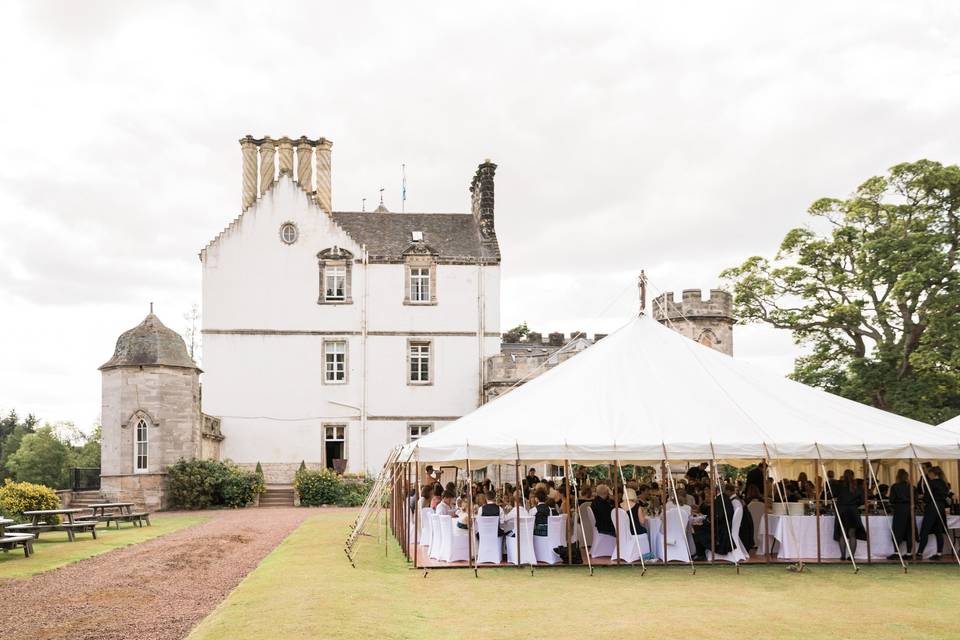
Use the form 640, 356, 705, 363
5, 426, 72, 489
0, 411, 37, 482
722, 160, 960, 423
72, 425, 102, 468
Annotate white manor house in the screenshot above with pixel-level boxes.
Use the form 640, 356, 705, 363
98, 134, 732, 507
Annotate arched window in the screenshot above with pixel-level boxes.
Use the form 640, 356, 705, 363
696, 328, 718, 349
135, 418, 149, 472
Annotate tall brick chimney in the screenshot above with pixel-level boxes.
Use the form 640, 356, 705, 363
238, 135, 332, 210
315, 139, 333, 213
470, 160, 497, 240
239, 136, 257, 210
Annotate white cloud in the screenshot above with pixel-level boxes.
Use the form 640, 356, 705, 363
1, 0, 959, 425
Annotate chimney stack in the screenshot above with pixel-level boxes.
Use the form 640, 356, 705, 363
277, 137, 294, 176
238, 135, 333, 210
259, 137, 276, 194
296, 137, 313, 190
470, 160, 497, 239
315, 138, 333, 213
240, 136, 257, 210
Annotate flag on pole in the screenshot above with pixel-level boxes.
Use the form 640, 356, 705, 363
401, 163, 407, 212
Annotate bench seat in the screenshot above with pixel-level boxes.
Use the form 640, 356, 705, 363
0, 533, 35, 557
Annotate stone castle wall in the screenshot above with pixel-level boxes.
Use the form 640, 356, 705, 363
651, 289, 734, 356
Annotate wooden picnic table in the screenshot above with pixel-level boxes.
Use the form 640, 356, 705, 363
88, 503, 151, 528
0, 517, 34, 557
9, 508, 97, 542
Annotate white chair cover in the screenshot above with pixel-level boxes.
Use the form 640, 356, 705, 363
610, 508, 652, 563
533, 515, 566, 564
662, 507, 691, 563
590, 507, 617, 558
747, 501, 767, 555
427, 513, 442, 559
446, 519, 471, 563
476, 516, 503, 564
505, 516, 535, 565
419, 507, 433, 547
577, 502, 595, 547
434, 515, 452, 561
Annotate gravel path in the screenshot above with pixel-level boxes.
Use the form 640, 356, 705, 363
0, 508, 310, 640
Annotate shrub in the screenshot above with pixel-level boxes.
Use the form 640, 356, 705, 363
167, 459, 236, 509
294, 468, 374, 506
221, 466, 265, 508
295, 467, 342, 506
0, 479, 61, 523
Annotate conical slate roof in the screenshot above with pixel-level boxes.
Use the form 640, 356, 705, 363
99, 313, 199, 371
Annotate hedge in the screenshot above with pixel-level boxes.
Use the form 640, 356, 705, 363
167, 459, 264, 509
0, 479, 61, 523
294, 467, 373, 507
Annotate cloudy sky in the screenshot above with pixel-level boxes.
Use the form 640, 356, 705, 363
2, 1, 959, 428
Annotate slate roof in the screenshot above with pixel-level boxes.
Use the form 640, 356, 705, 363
330, 212, 500, 263
100, 313, 200, 371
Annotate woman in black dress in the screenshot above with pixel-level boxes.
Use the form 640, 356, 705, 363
887, 469, 912, 560
916, 466, 949, 560
833, 469, 867, 561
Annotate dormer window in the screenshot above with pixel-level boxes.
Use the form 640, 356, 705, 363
317, 247, 354, 305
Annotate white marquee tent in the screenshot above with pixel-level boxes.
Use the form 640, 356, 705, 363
406, 315, 960, 465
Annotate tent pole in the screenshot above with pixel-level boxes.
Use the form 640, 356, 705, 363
863, 459, 872, 563
818, 457, 858, 573
862, 451, 907, 573
762, 460, 770, 563
911, 451, 960, 567
661, 461, 669, 564
414, 456, 422, 574
710, 460, 717, 564
662, 447, 695, 574
815, 470, 821, 564
909, 458, 916, 562
613, 462, 621, 566
514, 447, 522, 570
571, 467, 593, 575
466, 454, 477, 577
616, 460, 646, 575
564, 459, 573, 565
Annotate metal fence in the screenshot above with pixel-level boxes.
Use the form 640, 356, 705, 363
70, 467, 101, 491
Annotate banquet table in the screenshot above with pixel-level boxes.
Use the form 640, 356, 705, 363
770, 514, 960, 560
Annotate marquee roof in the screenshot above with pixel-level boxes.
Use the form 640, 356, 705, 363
406, 315, 960, 464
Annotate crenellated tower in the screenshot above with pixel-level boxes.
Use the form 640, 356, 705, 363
651, 289, 735, 355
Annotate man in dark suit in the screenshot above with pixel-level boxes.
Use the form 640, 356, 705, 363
746, 461, 767, 497
692, 484, 736, 560
686, 462, 708, 482
479, 489, 505, 537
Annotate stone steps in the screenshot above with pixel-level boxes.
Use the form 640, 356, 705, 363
260, 488, 295, 507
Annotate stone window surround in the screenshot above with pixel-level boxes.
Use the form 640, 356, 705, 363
403, 254, 437, 306
406, 338, 433, 386
317, 247, 354, 305
134, 416, 149, 474
322, 422, 347, 469
279, 221, 299, 245
407, 422, 433, 443
322, 338, 349, 385
122, 409, 158, 475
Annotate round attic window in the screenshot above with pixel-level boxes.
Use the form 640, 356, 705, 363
280, 222, 298, 245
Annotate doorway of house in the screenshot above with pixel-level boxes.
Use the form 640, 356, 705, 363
324, 424, 345, 470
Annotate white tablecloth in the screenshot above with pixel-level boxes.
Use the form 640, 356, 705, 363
770, 514, 960, 560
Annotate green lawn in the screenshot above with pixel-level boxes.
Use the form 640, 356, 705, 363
0, 514, 208, 579
189, 511, 960, 640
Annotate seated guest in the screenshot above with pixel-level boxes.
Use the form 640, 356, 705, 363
636, 484, 651, 508
591, 484, 616, 537
435, 490, 456, 517
621, 488, 647, 535
691, 484, 736, 560
430, 483, 444, 509
418, 485, 433, 510
532, 488, 553, 537
478, 489, 505, 537
455, 502, 472, 532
